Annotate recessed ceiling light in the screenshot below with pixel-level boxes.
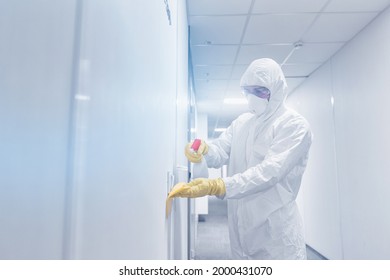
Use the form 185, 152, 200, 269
75, 95, 90, 101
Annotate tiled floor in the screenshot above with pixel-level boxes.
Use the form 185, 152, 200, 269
195, 196, 326, 260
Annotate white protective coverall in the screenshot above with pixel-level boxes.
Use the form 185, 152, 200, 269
204, 58, 312, 259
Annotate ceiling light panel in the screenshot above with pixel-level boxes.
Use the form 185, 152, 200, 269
191, 45, 239, 65
243, 14, 317, 44
188, 0, 253, 15
190, 16, 247, 44
287, 43, 344, 63
236, 44, 293, 64
325, 0, 390, 12
302, 12, 378, 42
253, 0, 329, 13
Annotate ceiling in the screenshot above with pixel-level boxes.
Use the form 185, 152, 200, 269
187, 0, 390, 138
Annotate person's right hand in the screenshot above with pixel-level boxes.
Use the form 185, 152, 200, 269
184, 139, 208, 163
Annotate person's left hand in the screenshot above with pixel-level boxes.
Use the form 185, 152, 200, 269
168, 178, 226, 198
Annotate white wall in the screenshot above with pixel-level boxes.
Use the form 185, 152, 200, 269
287, 62, 343, 260
68, 0, 189, 259
0, 0, 189, 260
288, 6, 390, 259
331, 6, 390, 259
0, 0, 77, 259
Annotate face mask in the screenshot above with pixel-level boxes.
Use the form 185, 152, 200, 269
247, 94, 268, 116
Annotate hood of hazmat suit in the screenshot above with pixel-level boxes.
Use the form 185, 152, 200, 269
204, 58, 312, 259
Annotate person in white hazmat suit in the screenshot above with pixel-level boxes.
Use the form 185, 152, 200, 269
168, 58, 312, 259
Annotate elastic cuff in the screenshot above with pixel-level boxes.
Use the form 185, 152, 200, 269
202, 141, 209, 155
221, 177, 235, 199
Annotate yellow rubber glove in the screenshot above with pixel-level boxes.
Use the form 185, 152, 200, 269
165, 182, 187, 218
184, 140, 209, 163
168, 178, 225, 199
166, 178, 226, 218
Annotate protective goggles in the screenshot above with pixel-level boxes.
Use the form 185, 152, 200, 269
241, 86, 271, 100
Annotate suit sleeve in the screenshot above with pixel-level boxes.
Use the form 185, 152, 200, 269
223, 118, 312, 199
